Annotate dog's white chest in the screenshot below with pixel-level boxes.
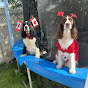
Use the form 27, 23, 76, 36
59, 38, 74, 50
23, 37, 36, 54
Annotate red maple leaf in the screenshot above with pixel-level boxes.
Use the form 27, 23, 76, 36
34, 20, 36, 24
17, 23, 20, 28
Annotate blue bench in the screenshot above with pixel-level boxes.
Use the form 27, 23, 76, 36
12, 39, 88, 88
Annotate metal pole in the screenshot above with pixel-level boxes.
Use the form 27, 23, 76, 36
27, 68, 33, 88
16, 59, 27, 88
84, 73, 88, 88
4, 0, 14, 47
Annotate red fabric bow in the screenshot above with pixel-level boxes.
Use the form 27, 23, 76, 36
27, 33, 33, 40
57, 12, 64, 17
71, 13, 77, 18
30, 23, 31, 28
27, 33, 30, 38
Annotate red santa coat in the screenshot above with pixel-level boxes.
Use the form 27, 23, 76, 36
56, 39, 79, 61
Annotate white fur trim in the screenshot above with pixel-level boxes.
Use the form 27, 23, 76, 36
59, 38, 74, 50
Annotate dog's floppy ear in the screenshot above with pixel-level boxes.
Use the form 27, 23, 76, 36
21, 22, 27, 38
29, 21, 34, 30
30, 24, 34, 30
71, 21, 78, 39
56, 23, 63, 39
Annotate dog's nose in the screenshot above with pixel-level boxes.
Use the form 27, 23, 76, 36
64, 57, 66, 58
66, 23, 70, 26
25, 26, 27, 28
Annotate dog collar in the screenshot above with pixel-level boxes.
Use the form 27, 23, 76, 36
27, 33, 33, 40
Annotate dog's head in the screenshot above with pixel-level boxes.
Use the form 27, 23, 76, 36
22, 21, 31, 34
21, 21, 35, 38
56, 16, 77, 39
63, 16, 74, 30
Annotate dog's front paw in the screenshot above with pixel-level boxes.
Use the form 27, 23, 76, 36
20, 54, 26, 57
69, 68, 76, 74
43, 51, 47, 54
56, 64, 62, 69
52, 60, 57, 64
35, 55, 40, 58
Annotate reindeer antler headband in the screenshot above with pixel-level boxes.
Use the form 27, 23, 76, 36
57, 11, 77, 18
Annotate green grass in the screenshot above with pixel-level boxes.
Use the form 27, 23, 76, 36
0, 60, 28, 88
0, 59, 70, 88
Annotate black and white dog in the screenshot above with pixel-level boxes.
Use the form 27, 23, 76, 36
21, 21, 47, 58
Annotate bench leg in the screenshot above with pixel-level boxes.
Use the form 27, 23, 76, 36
16, 59, 28, 88
84, 73, 88, 88
16, 58, 20, 71
27, 68, 33, 88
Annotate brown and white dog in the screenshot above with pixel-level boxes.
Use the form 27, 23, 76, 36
53, 16, 79, 74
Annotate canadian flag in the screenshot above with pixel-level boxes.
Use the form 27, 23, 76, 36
16, 20, 23, 31
30, 17, 39, 28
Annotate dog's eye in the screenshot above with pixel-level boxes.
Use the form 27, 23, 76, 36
23, 24, 25, 26
69, 18, 72, 21
26, 22, 30, 25
64, 19, 66, 22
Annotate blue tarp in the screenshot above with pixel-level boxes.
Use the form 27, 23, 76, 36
12, 39, 88, 88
